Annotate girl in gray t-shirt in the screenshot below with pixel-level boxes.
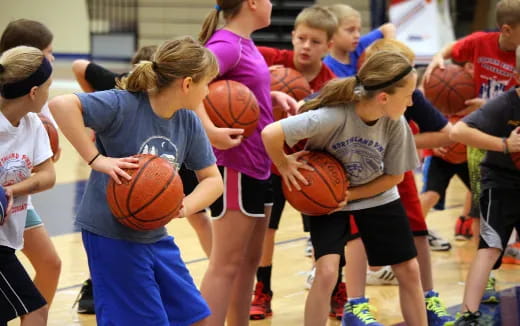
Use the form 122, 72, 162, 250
262, 51, 427, 326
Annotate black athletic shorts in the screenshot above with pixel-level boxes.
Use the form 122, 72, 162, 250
423, 156, 470, 199
310, 199, 417, 267
0, 246, 46, 323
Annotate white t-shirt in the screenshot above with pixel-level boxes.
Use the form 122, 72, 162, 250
0, 112, 52, 249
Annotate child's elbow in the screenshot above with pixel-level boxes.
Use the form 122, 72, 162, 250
449, 122, 466, 142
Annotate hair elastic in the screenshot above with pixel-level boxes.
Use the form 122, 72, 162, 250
0, 64, 4, 73
152, 61, 158, 70
362, 65, 413, 91
0, 57, 52, 99
215, 4, 221, 11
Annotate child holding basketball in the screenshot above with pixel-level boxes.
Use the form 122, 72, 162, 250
196, 1, 299, 325
0, 45, 55, 326
0, 18, 62, 308
262, 51, 427, 326
323, 3, 395, 77
49, 37, 223, 325
340, 38, 455, 326
425, 0, 520, 301
449, 45, 520, 324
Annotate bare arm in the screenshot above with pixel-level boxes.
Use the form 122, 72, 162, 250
424, 41, 456, 81
49, 94, 138, 183
414, 122, 453, 149
348, 174, 404, 202
194, 103, 244, 150
5, 158, 55, 197
186, 164, 223, 217
451, 121, 520, 152
261, 122, 312, 191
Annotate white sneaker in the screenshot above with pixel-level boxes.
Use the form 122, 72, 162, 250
427, 229, 452, 251
304, 266, 315, 290
366, 265, 398, 285
304, 237, 313, 257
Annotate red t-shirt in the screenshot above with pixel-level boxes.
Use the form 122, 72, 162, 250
452, 31, 517, 100
258, 46, 336, 92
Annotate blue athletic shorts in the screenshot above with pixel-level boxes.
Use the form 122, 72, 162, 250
82, 231, 210, 326
24, 209, 43, 229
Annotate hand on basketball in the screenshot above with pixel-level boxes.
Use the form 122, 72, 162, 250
329, 190, 349, 214
209, 127, 244, 150
458, 98, 486, 115
271, 91, 299, 116
432, 147, 448, 157
173, 203, 186, 219
424, 54, 445, 83
280, 151, 314, 191
91, 155, 140, 184
507, 127, 520, 152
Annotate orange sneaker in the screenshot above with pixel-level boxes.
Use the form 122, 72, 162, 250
329, 282, 347, 320
249, 282, 273, 320
454, 216, 473, 241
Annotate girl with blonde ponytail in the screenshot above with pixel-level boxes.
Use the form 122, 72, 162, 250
196, 1, 299, 325
0, 46, 55, 326
262, 51, 428, 326
49, 37, 222, 326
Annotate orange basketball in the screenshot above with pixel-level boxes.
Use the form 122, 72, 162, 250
282, 151, 349, 216
37, 113, 59, 155
435, 116, 467, 164
203, 80, 259, 137
270, 67, 312, 101
106, 154, 184, 231
424, 64, 475, 115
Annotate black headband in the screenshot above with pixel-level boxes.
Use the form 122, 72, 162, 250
361, 65, 413, 91
0, 57, 52, 99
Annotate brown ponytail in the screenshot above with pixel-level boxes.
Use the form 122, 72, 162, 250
198, 0, 245, 45
301, 51, 414, 112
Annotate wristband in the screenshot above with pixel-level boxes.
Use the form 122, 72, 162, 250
503, 137, 509, 155
88, 153, 101, 165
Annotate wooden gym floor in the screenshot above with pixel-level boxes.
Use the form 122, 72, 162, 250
7, 60, 520, 325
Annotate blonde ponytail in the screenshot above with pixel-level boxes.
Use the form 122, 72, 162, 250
198, 0, 245, 45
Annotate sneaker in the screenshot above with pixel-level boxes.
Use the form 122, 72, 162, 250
424, 290, 454, 325
453, 310, 492, 325
502, 245, 520, 264
366, 266, 398, 286
329, 282, 347, 320
481, 276, 500, 304
341, 297, 383, 326
73, 278, 95, 314
305, 266, 315, 290
305, 236, 313, 257
427, 230, 452, 251
455, 216, 473, 241
249, 282, 273, 320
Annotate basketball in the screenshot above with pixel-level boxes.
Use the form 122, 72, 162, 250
270, 67, 311, 101
436, 115, 467, 164
38, 114, 59, 155
282, 151, 349, 216
423, 64, 475, 115
106, 154, 184, 231
203, 80, 260, 137
0, 186, 7, 225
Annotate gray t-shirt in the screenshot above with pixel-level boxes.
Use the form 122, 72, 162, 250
76, 90, 216, 243
281, 105, 419, 211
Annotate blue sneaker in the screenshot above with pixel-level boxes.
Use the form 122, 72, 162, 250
480, 276, 500, 304
341, 297, 382, 326
425, 290, 454, 326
